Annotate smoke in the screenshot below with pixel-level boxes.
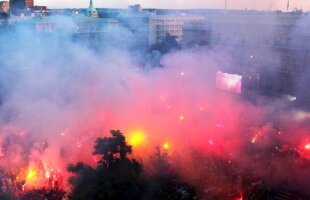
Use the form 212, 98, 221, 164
0, 14, 309, 195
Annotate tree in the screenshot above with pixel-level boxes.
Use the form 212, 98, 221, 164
68, 130, 198, 200
67, 130, 143, 200
150, 34, 181, 55
93, 130, 133, 167
20, 188, 67, 200
143, 147, 198, 200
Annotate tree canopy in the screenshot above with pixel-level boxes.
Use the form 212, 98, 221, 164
67, 130, 197, 200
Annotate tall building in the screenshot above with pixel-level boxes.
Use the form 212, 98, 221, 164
86, 0, 98, 18
10, 0, 33, 10
149, 14, 205, 45
128, 4, 142, 13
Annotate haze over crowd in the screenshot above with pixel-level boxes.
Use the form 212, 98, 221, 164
1, 0, 310, 198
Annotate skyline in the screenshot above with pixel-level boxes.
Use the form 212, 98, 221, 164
33, 0, 310, 11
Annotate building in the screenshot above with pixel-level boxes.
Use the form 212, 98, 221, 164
117, 12, 151, 47
182, 21, 210, 48
34, 16, 119, 33
31, 6, 47, 13
86, 0, 98, 18
25, 0, 32, 8
149, 14, 204, 45
10, 0, 33, 10
128, 4, 142, 13
0, 1, 9, 13
197, 10, 310, 104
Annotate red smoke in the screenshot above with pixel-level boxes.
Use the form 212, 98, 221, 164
0, 49, 309, 194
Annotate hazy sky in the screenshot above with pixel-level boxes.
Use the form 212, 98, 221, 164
35, 0, 309, 11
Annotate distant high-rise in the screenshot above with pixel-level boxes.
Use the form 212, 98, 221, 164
10, 0, 33, 10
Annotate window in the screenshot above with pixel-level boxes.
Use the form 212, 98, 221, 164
287, 38, 292, 48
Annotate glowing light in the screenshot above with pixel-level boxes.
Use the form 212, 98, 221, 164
252, 131, 262, 143
179, 115, 185, 121
180, 72, 185, 76
236, 193, 243, 200
305, 143, 310, 150
26, 168, 38, 182
45, 171, 50, 179
128, 131, 145, 147
286, 95, 297, 102
199, 107, 204, 111
163, 142, 169, 150
216, 71, 242, 94
60, 132, 65, 136
209, 139, 213, 145
293, 111, 310, 121
76, 142, 82, 148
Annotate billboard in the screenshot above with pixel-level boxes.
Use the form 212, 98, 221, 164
216, 71, 242, 94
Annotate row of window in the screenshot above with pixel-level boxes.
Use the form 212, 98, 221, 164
152, 18, 202, 23
156, 35, 182, 41
215, 33, 295, 48
156, 24, 182, 29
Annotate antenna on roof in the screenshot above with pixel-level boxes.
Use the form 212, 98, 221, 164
287, 0, 290, 11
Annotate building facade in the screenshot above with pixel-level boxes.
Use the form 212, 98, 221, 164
25, 0, 32, 8
10, 0, 33, 10
200, 10, 310, 104
0, 1, 9, 13
149, 14, 204, 45
181, 21, 210, 48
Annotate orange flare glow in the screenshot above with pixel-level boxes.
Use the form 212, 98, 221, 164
179, 115, 185, 121
163, 142, 169, 150
128, 130, 145, 147
26, 168, 38, 182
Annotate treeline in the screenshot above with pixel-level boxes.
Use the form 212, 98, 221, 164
15, 130, 197, 200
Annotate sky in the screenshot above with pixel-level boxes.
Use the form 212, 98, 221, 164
34, 0, 310, 11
